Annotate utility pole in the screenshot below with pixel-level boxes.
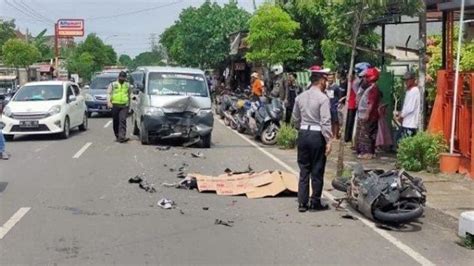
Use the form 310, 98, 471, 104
54, 22, 59, 79
418, 0, 427, 130
252, 0, 257, 11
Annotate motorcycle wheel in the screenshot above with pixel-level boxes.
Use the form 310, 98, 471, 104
230, 119, 238, 130
331, 178, 349, 192
261, 123, 279, 145
224, 116, 231, 126
373, 201, 424, 224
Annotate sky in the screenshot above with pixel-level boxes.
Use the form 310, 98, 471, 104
0, 0, 264, 57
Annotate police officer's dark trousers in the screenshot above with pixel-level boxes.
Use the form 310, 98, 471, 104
112, 104, 128, 140
297, 129, 327, 205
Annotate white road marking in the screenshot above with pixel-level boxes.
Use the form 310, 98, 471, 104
217, 118, 434, 266
0, 207, 31, 240
104, 120, 112, 128
73, 142, 92, 159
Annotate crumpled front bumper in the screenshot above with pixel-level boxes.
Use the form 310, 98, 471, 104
142, 111, 213, 139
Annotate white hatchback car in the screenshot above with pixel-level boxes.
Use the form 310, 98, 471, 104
1, 81, 88, 140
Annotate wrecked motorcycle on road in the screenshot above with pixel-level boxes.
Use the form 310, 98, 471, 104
332, 164, 426, 224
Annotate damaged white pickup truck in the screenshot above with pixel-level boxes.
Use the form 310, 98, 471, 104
130, 67, 213, 148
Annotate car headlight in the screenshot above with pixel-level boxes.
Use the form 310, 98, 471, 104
198, 108, 212, 116
3, 106, 13, 118
48, 105, 62, 116
144, 107, 164, 116
85, 94, 94, 101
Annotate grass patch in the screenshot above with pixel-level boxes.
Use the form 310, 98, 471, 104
276, 123, 298, 149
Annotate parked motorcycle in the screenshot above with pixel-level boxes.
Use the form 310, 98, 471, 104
332, 164, 426, 224
248, 97, 284, 145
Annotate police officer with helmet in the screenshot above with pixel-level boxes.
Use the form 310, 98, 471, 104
107, 71, 131, 143
292, 66, 333, 212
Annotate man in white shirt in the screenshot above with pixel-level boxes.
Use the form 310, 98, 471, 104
395, 71, 420, 138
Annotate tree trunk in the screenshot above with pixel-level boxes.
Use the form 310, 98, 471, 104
336, 9, 363, 177
418, 0, 427, 130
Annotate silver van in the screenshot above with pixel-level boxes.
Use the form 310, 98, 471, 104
130, 67, 213, 147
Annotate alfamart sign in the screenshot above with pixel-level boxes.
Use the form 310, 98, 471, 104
57, 19, 84, 37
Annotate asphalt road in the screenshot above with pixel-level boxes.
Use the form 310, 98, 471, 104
0, 116, 473, 265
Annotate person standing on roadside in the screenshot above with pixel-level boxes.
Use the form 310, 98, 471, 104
326, 73, 342, 139
284, 73, 302, 123
270, 65, 286, 100
107, 71, 131, 143
395, 71, 420, 139
0, 127, 9, 160
292, 66, 333, 213
250, 72, 264, 100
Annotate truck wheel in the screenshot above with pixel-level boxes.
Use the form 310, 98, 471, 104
201, 133, 211, 148
140, 121, 149, 145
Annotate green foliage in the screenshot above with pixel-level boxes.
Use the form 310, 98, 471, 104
246, 3, 303, 66
460, 233, 474, 250
160, 1, 250, 69
426, 31, 474, 103
118, 54, 133, 69
133, 50, 166, 67
33, 29, 53, 60
276, 123, 298, 149
2, 38, 41, 68
66, 52, 94, 81
397, 132, 447, 172
0, 19, 16, 57
65, 34, 118, 81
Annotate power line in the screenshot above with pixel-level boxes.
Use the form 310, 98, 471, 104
4, 0, 51, 26
14, 0, 55, 24
87, 0, 183, 20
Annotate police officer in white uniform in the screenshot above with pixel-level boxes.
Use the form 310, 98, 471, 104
292, 67, 333, 212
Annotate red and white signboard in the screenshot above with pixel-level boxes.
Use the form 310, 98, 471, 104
57, 19, 84, 37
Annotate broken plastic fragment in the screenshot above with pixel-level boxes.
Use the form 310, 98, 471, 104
128, 175, 143, 184
156, 146, 171, 151
157, 198, 175, 209
191, 152, 205, 158
214, 219, 234, 227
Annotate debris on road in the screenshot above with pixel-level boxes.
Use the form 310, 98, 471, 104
215, 219, 234, 227
156, 145, 171, 151
128, 175, 143, 184
191, 152, 205, 158
187, 170, 298, 198
224, 165, 254, 175
183, 137, 200, 147
162, 176, 197, 190
341, 214, 358, 220
202, 207, 209, 211
157, 198, 175, 209
129, 175, 157, 193
177, 172, 186, 179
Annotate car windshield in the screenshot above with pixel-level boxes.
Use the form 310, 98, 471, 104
148, 73, 208, 97
90, 76, 117, 90
13, 85, 64, 101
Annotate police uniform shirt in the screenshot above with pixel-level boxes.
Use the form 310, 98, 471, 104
292, 87, 333, 143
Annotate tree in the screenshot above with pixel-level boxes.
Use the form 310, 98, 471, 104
2, 38, 41, 79
76, 34, 117, 69
66, 52, 94, 81
245, 3, 303, 66
160, 1, 250, 69
0, 19, 16, 58
118, 54, 133, 68
33, 29, 54, 60
65, 34, 118, 81
133, 50, 166, 67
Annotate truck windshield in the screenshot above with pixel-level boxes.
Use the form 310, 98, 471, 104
147, 73, 208, 97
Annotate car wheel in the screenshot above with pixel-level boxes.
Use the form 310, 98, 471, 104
87, 111, 92, 118
201, 133, 211, 148
4, 134, 14, 141
132, 116, 139, 136
60, 117, 70, 139
140, 121, 149, 145
79, 113, 88, 131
